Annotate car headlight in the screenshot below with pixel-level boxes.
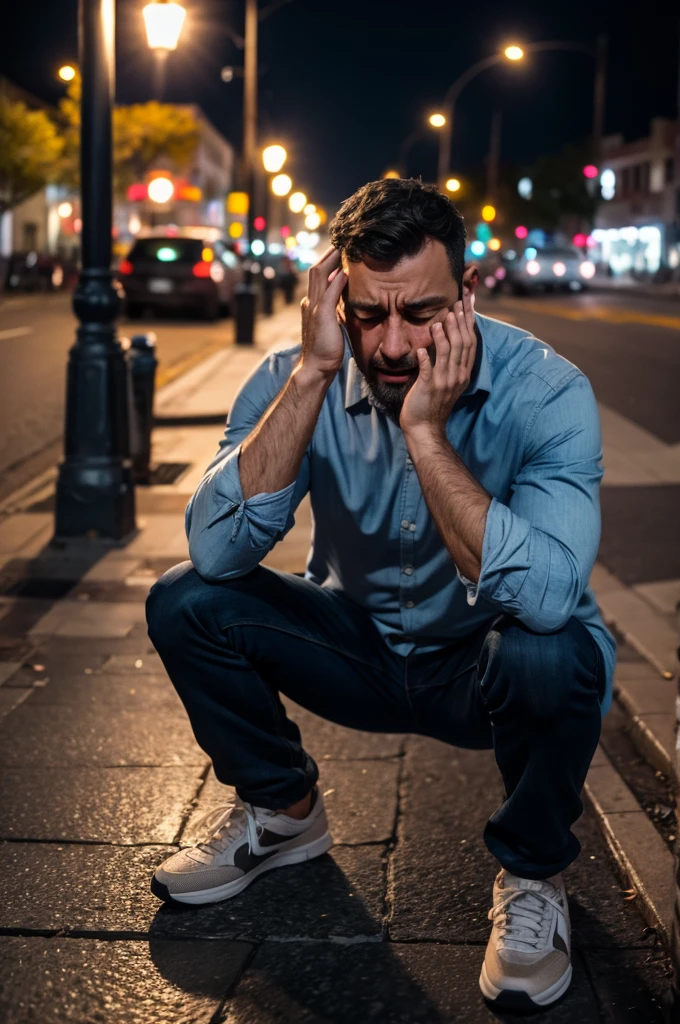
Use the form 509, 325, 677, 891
579, 261, 596, 279
525, 260, 541, 276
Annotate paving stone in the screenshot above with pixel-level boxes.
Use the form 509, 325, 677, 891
282, 698, 404, 761
0, 687, 29, 717
0, 843, 172, 932
0, 936, 252, 1024
28, 599, 147, 638
0, 703, 207, 768
389, 737, 658, 949
100, 652, 165, 674
33, 627, 156, 657
81, 556, 143, 582
151, 845, 385, 942
26, 672, 181, 708
579, 948, 671, 1022
183, 759, 400, 846
0, 514, 52, 554
0, 661, 21, 684
0, 766, 203, 843
221, 942, 601, 1024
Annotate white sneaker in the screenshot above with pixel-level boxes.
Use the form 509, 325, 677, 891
151, 786, 332, 905
480, 868, 572, 1010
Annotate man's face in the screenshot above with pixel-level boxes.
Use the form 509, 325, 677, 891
339, 239, 461, 424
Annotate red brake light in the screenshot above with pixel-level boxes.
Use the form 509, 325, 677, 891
192, 261, 211, 278
119, 259, 133, 275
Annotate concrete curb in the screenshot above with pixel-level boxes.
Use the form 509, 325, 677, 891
584, 745, 676, 945
590, 562, 678, 789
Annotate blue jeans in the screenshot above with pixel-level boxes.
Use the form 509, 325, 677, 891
146, 562, 606, 880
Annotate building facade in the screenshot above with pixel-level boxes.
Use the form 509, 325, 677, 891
592, 117, 678, 277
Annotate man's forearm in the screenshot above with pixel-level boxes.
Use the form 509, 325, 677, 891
404, 426, 491, 583
239, 361, 335, 500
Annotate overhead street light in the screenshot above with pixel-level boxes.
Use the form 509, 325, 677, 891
289, 191, 307, 213
429, 112, 446, 128
142, 0, 186, 50
445, 178, 461, 193
504, 45, 524, 60
143, 0, 186, 99
262, 144, 287, 173
271, 173, 292, 196
58, 64, 77, 81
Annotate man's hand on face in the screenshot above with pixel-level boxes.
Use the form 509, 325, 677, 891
399, 287, 477, 438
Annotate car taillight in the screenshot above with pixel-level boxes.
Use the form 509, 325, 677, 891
192, 261, 211, 278
119, 259, 133, 275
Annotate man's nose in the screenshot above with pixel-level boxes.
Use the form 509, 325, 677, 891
379, 316, 413, 364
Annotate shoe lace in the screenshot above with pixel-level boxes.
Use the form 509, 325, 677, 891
489, 879, 564, 953
193, 798, 251, 856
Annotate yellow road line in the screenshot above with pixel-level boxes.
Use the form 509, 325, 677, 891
156, 340, 228, 390
507, 299, 680, 331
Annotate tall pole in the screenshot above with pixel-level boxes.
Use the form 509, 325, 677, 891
486, 109, 502, 201
592, 33, 608, 160
234, 0, 258, 345
54, 0, 136, 539
244, 0, 258, 253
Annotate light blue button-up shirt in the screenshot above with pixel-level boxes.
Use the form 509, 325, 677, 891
186, 313, 616, 714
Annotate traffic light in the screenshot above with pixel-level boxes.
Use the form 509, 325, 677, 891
253, 216, 266, 232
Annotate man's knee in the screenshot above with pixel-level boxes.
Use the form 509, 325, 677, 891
146, 560, 207, 650
480, 616, 584, 719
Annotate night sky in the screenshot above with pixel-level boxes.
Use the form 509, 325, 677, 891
3, 0, 678, 212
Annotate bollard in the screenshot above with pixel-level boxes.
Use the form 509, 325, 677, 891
127, 332, 158, 484
235, 282, 257, 344
261, 274, 275, 316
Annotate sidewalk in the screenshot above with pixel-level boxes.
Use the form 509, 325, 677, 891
0, 298, 675, 1022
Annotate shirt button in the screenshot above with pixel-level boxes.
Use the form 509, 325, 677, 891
406, 456, 412, 465
401, 519, 410, 529
409, 523, 416, 532
404, 565, 414, 576
405, 600, 415, 608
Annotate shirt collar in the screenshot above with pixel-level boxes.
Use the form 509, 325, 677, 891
343, 315, 492, 413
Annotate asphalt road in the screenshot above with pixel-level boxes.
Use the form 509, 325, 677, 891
0, 292, 234, 502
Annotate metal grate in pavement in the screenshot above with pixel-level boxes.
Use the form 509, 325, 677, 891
145, 462, 192, 486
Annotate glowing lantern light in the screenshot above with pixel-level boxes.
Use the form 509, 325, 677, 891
271, 174, 292, 197
57, 202, 73, 218
143, 1, 187, 51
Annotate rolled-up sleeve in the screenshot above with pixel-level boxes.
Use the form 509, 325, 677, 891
457, 372, 603, 633
185, 349, 311, 581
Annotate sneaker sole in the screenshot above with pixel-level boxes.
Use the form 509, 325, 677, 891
151, 829, 333, 905
479, 961, 573, 1009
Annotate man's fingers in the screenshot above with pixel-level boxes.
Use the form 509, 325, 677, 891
321, 265, 347, 309
308, 248, 341, 306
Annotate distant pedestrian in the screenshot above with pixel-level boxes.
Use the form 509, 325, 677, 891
147, 177, 616, 1013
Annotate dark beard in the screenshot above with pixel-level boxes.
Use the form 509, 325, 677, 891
365, 377, 412, 426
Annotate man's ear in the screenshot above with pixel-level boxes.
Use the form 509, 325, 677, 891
462, 264, 479, 298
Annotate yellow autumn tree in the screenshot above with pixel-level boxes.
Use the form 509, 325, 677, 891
55, 71, 200, 197
0, 96, 64, 214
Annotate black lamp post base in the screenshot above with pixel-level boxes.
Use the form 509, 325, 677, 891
54, 460, 136, 540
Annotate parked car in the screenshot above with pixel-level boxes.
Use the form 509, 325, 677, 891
118, 230, 243, 320
503, 246, 596, 296
4, 251, 66, 292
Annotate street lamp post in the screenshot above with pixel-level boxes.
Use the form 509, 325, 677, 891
437, 38, 608, 187
55, 0, 135, 540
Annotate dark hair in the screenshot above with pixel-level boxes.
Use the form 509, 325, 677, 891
329, 178, 466, 288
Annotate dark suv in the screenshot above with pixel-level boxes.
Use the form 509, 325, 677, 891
118, 233, 242, 320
